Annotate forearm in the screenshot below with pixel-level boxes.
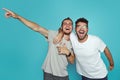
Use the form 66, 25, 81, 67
53, 29, 64, 44
67, 52, 75, 64
17, 15, 40, 31
106, 52, 114, 66
104, 47, 114, 68
57, 46, 75, 64
17, 15, 48, 37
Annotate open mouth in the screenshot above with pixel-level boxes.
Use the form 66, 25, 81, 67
65, 28, 70, 30
79, 31, 84, 34
78, 30, 85, 37
79, 30, 84, 34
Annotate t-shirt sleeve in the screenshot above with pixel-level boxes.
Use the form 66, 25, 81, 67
47, 30, 58, 42
97, 37, 106, 53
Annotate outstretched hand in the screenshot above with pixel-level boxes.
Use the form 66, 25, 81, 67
2, 8, 19, 19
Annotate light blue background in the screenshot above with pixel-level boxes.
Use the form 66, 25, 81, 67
0, 0, 120, 80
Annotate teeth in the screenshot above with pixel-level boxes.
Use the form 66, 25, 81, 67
79, 32, 84, 34
79, 30, 84, 34
66, 29, 69, 30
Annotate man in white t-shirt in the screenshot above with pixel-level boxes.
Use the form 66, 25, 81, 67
70, 17, 114, 80
55, 18, 114, 80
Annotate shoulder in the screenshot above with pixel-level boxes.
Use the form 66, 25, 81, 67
89, 34, 101, 40
88, 34, 103, 43
70, 32, 78, 43
47, 30, 58, 41
70, 32, 77, 38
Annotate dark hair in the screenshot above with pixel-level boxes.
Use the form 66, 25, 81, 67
75, 17, 88, 28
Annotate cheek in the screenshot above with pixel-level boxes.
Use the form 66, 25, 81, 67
85, 28, 88, 32
75, 27, 79, 32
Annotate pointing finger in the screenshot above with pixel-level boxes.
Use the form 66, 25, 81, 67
2, 8, 12, 13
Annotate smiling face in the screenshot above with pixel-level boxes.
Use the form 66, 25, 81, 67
62, 19, 73, 35
75, 22, 88, 42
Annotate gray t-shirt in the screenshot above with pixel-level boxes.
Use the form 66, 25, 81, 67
42, 30, 72, 77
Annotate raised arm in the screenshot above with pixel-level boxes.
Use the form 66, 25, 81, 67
53, 28, 64, 44
104, 47, 114, 70
3, 8, 48, 38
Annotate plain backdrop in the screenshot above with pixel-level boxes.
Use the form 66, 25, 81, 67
0, 0, 120, 80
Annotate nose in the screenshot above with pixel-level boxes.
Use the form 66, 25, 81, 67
66, 23, 71, 26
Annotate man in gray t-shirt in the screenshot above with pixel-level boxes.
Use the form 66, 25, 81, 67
3, 8, 75, 80
42, 30, 73, 77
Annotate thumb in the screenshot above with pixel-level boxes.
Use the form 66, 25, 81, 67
63, 43, 66, 47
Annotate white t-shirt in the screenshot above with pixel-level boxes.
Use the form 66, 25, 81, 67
70, 33, 108, 78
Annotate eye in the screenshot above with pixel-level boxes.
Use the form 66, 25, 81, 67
76, 25, 80, 27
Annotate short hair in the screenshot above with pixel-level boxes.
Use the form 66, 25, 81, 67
61, 17, 73, 27
58, 17, 73, 32
75, 17, 88, 28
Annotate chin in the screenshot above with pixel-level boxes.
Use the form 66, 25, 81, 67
78, 35, 85, 40
64, 32, 71, 35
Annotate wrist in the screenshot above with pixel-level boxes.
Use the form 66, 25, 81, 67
66, 52, 71, 57
110, 63, 114, 66
16, 15, 20, 19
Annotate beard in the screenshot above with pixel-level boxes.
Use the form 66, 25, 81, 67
77, 33, 88, 41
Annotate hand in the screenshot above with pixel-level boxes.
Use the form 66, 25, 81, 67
3, 8, 19, 19
109, 64, 114, 71
57, 44, 70, 55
